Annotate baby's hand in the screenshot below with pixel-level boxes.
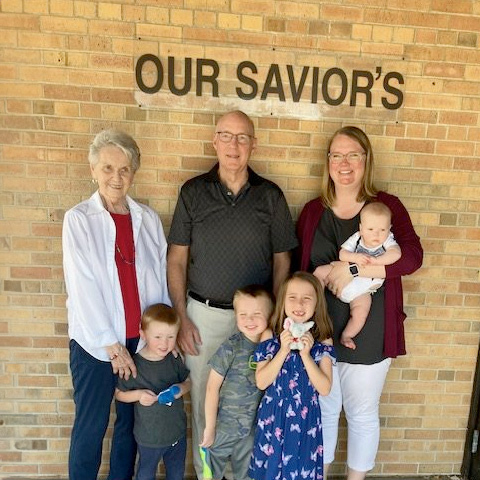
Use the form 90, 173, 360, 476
352, 253, 371, 267
138, 389, 158, 406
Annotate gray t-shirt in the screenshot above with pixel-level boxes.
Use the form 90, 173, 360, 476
117, 352, 190, 448
209, 332, 262, 437
168, 164, 298, 304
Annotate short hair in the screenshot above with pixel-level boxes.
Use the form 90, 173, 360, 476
321, 126, 378, 208
216, 110, 255, 137
233, 284, 274, 317
89, 129, 141, 173
141, 303, 179, 331
360, 202, 392, 223
270, 272, 333, 342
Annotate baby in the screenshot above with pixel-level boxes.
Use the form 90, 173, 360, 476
338, 202, 401, 349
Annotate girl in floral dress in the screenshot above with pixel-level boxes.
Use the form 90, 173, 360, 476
249, 272, 336, 480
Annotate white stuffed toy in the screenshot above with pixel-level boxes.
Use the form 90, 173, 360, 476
283, 317, 315, 350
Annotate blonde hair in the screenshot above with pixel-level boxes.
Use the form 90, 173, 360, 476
321, 126, 378, 208
233, 284, 275, 317
270, 272, 333, 342
141, 303, 179, 331
360, 201, 392, 223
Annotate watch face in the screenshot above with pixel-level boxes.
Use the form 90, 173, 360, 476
349, 264, 359, 276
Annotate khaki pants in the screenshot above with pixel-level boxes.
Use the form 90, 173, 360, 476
185, 297, 237, 480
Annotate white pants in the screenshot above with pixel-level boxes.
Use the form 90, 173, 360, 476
320, 358, 391, 472
185, 297, 237, 480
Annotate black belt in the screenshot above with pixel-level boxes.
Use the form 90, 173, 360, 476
188, 291, 233, 310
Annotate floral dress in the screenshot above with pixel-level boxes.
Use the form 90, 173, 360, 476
249, 337, 336, 480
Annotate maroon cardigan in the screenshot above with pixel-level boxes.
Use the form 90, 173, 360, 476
296, 191, 423, 358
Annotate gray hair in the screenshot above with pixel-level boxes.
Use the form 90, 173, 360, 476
88, 129, 141, 172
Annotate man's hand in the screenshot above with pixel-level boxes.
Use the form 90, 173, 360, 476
177, 317, 202, 356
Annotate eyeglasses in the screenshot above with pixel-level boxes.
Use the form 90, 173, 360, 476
216, 131, 254, 145
328, 152, 365, 164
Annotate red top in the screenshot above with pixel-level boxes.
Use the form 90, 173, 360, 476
111, 213, 141, 339
296, 191, 423, 358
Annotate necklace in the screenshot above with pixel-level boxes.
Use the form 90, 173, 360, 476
115, 242, 135, 265
112, 213, 135, 265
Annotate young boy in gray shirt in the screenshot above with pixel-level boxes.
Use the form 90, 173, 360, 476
116, 304, 191, 480
200, 285, 274, 480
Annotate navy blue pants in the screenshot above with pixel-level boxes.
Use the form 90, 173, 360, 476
136, 436, 187, 480
69, 338, 139, 480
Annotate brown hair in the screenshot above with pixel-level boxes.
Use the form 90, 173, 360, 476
233, 284, 275, 318
270, 272, 333, 342
141, 303, 179, 331
321, 126, 378, 208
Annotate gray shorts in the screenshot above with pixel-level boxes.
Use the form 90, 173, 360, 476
208, 430, 254, 480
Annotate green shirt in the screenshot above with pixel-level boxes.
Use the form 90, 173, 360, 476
209, 332, 262, 437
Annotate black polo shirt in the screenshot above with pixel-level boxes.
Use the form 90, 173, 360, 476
168, 164, 298, 304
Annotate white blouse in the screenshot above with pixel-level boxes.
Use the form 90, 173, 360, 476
62, 191, 170, 361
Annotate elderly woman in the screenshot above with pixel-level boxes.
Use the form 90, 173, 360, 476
296, 126, 423, 480
63, 129, 170, 480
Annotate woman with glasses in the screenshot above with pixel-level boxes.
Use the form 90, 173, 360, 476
296, 126, 423, 480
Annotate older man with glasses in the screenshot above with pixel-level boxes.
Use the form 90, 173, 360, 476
167, 110, 297, 479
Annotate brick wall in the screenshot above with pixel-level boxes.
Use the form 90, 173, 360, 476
1, 0, 479, 478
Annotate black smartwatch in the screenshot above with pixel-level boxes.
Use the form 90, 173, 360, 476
349, 263, 359, 277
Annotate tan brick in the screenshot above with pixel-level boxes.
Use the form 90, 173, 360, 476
1, 0, 22, 12
0, 1, 479, 476
241, 15, 262, 31
97, 2, 122, 20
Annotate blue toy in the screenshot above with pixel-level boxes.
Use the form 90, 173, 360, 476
157, 385, 180, 406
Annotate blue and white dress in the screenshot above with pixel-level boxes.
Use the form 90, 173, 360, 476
249, 337, 336, 480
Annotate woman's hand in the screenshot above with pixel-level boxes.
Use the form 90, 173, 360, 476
107, 343, 137, 380
324, 261, 352, 298
312, 264, 334, 287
